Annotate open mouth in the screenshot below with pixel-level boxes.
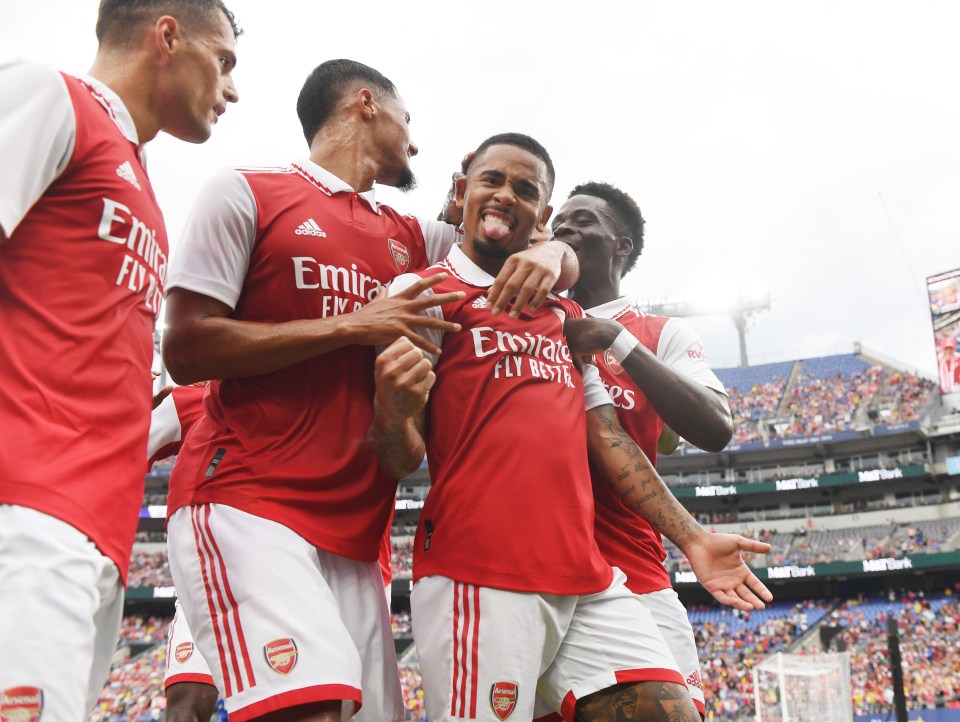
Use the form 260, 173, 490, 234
480, 210, 514, 241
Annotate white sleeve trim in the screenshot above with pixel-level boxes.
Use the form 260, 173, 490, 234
0, 62, 75, 238
582, 363, 614, 411
386, 273, 444, 366
166, 168, 257, 309
657, 317, 727, 395
417, 217, 461, 265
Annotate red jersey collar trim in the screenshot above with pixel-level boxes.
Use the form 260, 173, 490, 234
292, 159, 381, 214
79, 75, 139, 145
586, 296, 632, 320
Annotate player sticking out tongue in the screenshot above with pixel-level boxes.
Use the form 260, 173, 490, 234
481, 210, 512, 240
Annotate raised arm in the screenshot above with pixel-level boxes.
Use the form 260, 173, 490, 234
164, 276, 463, 385
586, 403, 772, 610
367, 337, 431, 478
566, 317, 732, 451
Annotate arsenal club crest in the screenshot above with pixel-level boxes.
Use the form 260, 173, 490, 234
1, 687, 43, 722
604, 350, 625, 375
388, 238, 410, 273
175, 641, 194, 664
264, 638, 298, 675
490, 681, 518, 721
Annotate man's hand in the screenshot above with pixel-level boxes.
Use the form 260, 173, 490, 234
345, 273, 465, 356
564, 317, 623, 356
682, 532, 773, 611
369, 337, 432, 479
373, 338, 434, 428
487, 241, 579, 318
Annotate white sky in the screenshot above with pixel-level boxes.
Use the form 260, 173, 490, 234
5, 1, 959, 373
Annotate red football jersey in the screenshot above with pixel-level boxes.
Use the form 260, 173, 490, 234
167, 165, 431, 562
589, 301, 725, 594
405, 247, 613, 595
0, 74, 167, 582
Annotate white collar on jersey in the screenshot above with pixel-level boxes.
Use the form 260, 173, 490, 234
586, 296, 631, 319
445, 244, 497, 287
294, 158, 380, 214
80, 75, 139, 145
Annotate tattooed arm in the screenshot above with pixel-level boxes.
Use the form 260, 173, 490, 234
367, 337, 432, 479
586, 404, 773, 611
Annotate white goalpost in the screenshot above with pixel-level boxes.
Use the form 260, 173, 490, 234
753, 652, 853, 722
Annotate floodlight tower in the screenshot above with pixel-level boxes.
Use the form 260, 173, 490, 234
632, 292, 771, 367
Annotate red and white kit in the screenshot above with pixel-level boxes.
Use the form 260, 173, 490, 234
392, 247, 684, 722
152, 385, 393, 691
0, 61, 167, 720
589, 298, 728, 714
165, 160, 457, 721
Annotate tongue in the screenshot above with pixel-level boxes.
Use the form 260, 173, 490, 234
482, 217, 510, 240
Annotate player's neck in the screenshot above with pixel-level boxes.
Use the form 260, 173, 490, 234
88, 53, 159, 144
569, 279, 620, 311
309, 131, 377, 193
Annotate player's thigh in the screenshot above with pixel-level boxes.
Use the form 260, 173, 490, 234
412, 576, 574, 722
319, 548, 402, 722
167, 504, 362, 722
0, 505, 121, 722
541, 569, 687, 721
639, 588, 705, 715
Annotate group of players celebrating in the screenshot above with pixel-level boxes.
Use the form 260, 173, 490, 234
0, 2, 775, 722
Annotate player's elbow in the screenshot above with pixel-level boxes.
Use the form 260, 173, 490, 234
161, 332, 205, 386
699, 414, 734, 453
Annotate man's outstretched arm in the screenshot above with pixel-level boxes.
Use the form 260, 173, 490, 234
586, 404, 772, 610
163, 276, 463, 385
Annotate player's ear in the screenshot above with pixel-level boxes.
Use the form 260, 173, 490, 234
357, 88, 375, 120
154, 16, 182, 61
539, 204, 553, 228
616, 236, 633, 259
454, 175, 467, 207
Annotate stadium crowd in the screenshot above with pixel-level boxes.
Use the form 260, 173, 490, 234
723, 364, 936, 444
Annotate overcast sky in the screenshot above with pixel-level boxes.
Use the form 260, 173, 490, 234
5, 1, 959, 374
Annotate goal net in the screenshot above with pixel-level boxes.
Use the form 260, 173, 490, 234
753, 652, 853, 722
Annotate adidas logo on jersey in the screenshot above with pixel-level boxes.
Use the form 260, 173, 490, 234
472, 296, 488, 309
115, 161, 141, 190
686, 670, 703, 690
295, 218, 327, 237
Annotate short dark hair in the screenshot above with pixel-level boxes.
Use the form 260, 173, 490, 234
470, 132, 556, 197
567, 181, 645, 276
296, 59, 397, 146
96, 0, 241, 47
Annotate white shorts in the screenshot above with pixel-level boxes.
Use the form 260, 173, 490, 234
165, 599, 216, 689
533, 587, 706, 721
412, 569, 684, 722
638, 588, 704, 715
168, 504, 402, 722
0, 505, 124, 722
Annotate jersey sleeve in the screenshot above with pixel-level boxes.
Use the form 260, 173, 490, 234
0, 62, 75, 238
416, 217, 462, 265
386, 272, 445, 366
657, 317, 728, 396
582, 363, 614, 411
165, 168, 257, 309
